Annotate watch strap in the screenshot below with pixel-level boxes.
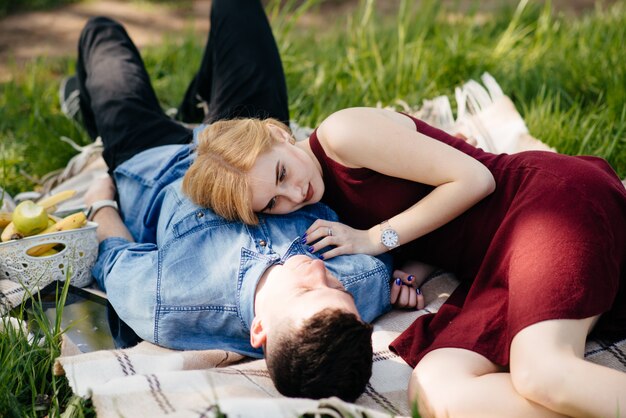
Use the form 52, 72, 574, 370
87, 199, 119, 221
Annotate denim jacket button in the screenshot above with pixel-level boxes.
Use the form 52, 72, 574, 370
259, 239, 267, 247
196, 211, 204, 218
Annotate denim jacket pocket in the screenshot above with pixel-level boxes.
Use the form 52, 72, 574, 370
172, 208, 234, 239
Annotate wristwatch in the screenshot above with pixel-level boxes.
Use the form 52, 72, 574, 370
380, 220, 399, 250
87, 199, 119, 221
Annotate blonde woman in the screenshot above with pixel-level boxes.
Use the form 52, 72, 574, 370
183, 108, 626, 417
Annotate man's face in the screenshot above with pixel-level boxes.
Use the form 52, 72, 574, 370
259, 255, 360, 328
266, 255, 359, 324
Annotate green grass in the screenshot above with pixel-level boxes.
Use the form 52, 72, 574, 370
1, 0, 625, 416
279, 0, 626, 167
0, 280, 95, 417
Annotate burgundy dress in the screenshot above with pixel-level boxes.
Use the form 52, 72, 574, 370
309, 115, 626, 367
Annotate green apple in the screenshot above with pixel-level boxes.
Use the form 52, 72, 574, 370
12, 200, 49, 236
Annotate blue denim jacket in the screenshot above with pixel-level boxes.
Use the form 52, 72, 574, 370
92, 126, 393, 357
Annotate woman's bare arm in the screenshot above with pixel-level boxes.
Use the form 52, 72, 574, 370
307, 107, 495, 258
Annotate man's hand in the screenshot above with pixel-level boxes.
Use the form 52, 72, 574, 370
85, 175, 134, 243
84, 175, 116, 207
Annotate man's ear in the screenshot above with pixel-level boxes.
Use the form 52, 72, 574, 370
250, 316, 267, 348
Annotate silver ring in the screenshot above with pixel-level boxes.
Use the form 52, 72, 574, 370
328, 228, 333, 237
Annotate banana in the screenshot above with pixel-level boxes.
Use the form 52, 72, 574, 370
36, 248, 59, 257
36, 190, 76, 211
26, 212, 87, 256
48, 214, 62, 223
0, 211, 12, 228
47, 211, 87, 232
1, 222, 23, 242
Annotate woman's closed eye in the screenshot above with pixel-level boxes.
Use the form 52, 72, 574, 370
263, 165, 287, 212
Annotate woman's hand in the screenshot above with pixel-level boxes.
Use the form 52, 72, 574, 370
389, 269, 425, 310
303, 219, 382, 260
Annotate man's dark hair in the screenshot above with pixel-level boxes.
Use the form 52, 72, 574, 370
265, 308, 374, 402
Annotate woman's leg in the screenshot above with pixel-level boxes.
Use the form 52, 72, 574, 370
410, 348, 566, 418
177, 0, 289, 125
76, 17, 192, 172
510, 316, 626, 417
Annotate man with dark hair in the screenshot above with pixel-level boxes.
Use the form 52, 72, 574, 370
265, 309, 373, 402
73, 0, 416, 402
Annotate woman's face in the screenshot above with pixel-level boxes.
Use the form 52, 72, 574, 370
248, 126, 324, 215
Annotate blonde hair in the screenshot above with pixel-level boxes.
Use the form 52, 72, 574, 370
182, 118, 292, 225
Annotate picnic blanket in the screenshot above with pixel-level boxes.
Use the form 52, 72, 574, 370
2, 73, 626, 417
52, 270, 626, 418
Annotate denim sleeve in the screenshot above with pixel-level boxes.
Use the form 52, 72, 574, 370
91, 237, 159, 343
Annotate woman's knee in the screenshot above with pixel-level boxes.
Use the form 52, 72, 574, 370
410, 349, 496, 418
411, 364, 487, 418
409, 363, 450, 418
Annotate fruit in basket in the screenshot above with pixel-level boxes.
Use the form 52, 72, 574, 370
12, 200, 49, 236
1, 221, 22, 242
26, 211, 87, 256
37, 248, 59, 257
36, 190, 77, 211
48, 214, 62, 223
0, 190, 81, 243
40, 211, 86, 234
0, 211, 12, 228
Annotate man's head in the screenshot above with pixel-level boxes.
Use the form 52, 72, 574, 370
266, 309, 373, 402
251, 255, 374, 401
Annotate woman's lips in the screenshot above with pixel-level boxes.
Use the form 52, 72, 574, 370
305, 183, 314, 202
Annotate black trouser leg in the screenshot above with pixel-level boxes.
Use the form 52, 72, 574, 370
178, 0, 289, 126
76, 17, 192, 172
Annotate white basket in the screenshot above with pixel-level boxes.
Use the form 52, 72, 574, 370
0, 221, 98, 292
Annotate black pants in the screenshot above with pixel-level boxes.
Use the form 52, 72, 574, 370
76, 0, 289, 172
75, 0, 289, 347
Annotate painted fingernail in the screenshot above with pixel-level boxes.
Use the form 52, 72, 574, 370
395, 278, 401, 285
300, 236, 307, 244
318, 254, 325, 260
407, 275, 415, 282
308, 246, 315, 252
416, 288, 422, 295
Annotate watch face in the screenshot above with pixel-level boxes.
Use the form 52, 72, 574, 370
381, 228, 399, 247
